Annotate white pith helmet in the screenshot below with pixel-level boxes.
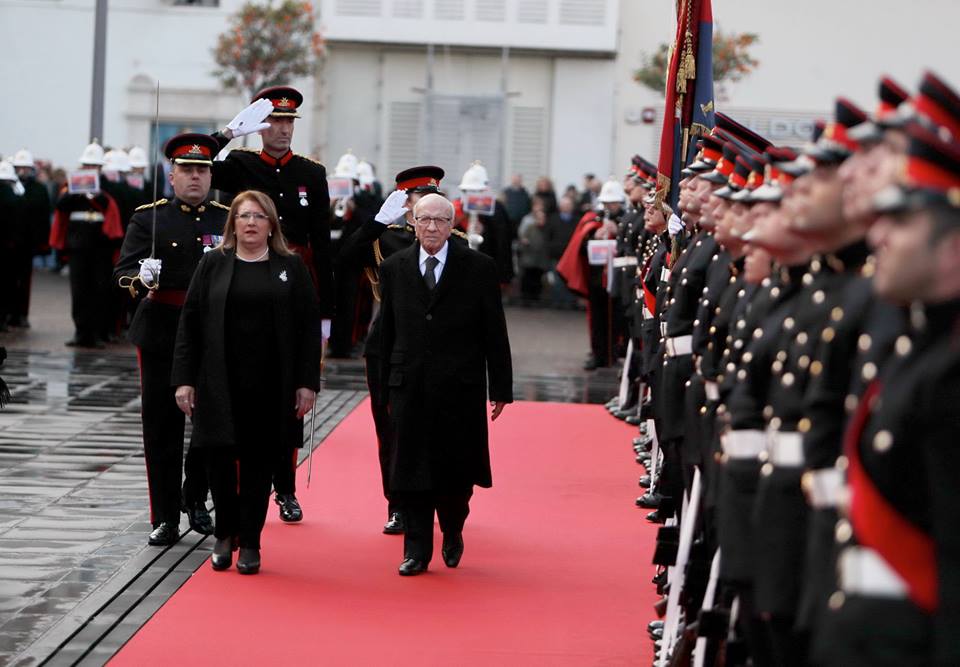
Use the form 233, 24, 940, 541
458, 161, 489, 191
598, 177, 627, 203
78, 140, 105, 166
334, 150, 359, 179
128, 146, 148, 169
12, 149, 34, 168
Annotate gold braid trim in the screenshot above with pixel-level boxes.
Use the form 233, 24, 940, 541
208, 200, 230, 210
452, 228, 469, 241
364, 267, 381, 302
373, 239, 385, 266
134, 198, 167, 212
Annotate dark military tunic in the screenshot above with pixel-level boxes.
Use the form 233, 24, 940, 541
210, 137, 333, 317
113, 197, 229, 525
820, 299, 960, 667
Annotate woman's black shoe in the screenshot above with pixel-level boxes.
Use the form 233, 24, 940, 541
211, 537, 233, 570
236, 547, 261, 574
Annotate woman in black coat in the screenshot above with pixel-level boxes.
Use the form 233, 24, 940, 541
172, 190, 322, 574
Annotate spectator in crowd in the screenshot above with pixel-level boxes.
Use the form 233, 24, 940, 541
545, 195, 579, 308
534, 176, 558, 215
502, 174, 531, 237
516, 196, 551, 303
578, 173, 601, 213
563, 184, 579, 202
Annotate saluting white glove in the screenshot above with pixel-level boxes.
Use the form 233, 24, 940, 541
374, 190, 409, 225
139, 258, 162, 287
225, 98, 274, 138
12, 179, 24, 196
668, 213, 684, 237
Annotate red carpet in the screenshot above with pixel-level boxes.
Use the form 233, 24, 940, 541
112, 400, 657, 666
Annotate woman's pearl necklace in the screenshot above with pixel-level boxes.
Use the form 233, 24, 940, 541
237, 247, 269, 263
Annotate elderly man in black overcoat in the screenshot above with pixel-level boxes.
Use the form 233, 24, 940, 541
378, 193, 513, 576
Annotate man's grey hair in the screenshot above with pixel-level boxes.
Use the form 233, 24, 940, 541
413, 193, 455, 221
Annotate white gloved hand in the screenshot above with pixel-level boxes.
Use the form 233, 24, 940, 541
225, 98, 274, 138
12, 179, 24, 196
321, 319, 331, 341
668, 213, 684, 237
139, 258, 162, 286
374, 190, 410, 224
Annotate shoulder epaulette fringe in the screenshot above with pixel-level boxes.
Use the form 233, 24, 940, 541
135, 198, 167, 211
208, 200, 230, 210
452, 228, 469, 240
294, 153, 326, 167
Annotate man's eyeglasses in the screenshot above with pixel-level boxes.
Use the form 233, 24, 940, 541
414, 216, 453, 229
236, 212, 269, 221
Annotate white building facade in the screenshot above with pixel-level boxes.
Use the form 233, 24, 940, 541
1, 0, 958, 192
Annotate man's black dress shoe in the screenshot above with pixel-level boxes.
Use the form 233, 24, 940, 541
625, 415, 643, 426
383, 512, 405, 534
636, 452, 651, 465
186, 504, 214, 535
646, 510, 665, 524
583, 356, 598, 371
636, 492, 661, 509
648, 620, 664, 631
649, 626, 664, 641
211, 537, 233, 570
65, 337, 105, 349
275, 494, 303, 522
236, 547, 260, 574
442, 533, 464, 568
639, 475, 651, 489
398, 558, 428, 576
148, 522, 179, 546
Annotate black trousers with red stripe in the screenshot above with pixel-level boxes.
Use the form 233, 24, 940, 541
138, 346, 208, 526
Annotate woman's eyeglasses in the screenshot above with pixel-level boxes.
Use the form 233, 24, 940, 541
236, 212, 269, 221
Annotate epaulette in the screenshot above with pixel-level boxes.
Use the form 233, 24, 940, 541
135, 198, 168, 212
294, 153, 326, 168
208, 200, 230, 210
386, 223, 415, 233
452, 228, 469, 240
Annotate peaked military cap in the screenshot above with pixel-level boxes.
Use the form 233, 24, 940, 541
851, 76, 912, 143
875, 122, 960, 213
395, 165, 444, 193
164, 133, 219, 165
806, 98, 869, 164
253, 86, 303, 118
702, 139, 741, 185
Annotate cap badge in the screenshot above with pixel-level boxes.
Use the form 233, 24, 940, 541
279, 97, 290, 108
191, 144, 202, 154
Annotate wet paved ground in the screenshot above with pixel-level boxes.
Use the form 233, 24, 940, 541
0, 271, 622, 665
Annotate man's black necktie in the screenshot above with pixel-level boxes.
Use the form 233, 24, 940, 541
424, 256, 439, 291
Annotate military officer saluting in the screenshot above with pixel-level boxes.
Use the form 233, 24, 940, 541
212, 86, 332, 524
113, 134, 226, 546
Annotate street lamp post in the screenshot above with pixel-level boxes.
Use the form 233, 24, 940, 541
89, 0, 108, 142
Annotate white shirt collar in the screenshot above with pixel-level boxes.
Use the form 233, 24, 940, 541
419, 241, 449, 268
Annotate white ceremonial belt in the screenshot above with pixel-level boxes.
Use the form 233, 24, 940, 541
69, 211, 105, 222
642, 306, 654, 320
721, 430, 766, 459
806, 468, 845, 509
664, 335, 693, 357
839, 546, 908, 599
660, 322, 669, 336
767, 431, 805, 467
660, 267, 671, 282
613, 256, 638, 268
330, 229, 343, 240
704, 380, 720, 402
